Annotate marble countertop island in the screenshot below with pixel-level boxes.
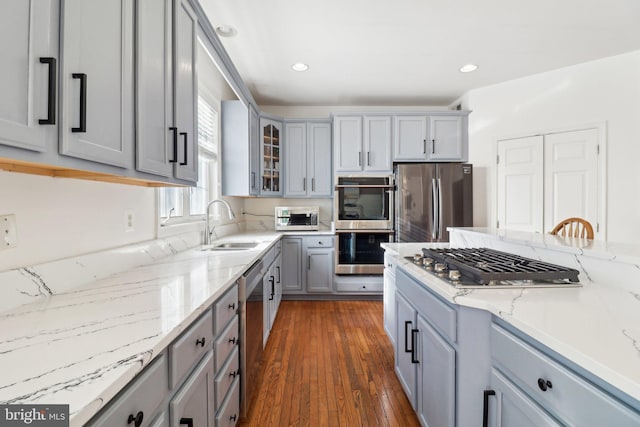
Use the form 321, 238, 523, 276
0, 231, 282, 426
382, 227, 640, 406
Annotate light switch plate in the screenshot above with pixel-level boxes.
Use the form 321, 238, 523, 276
1, 214, 18, 249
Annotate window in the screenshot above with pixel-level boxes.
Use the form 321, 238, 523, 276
159, 96, 219, 224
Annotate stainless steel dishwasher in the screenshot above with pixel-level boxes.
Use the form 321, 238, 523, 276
238, 259, 264, 419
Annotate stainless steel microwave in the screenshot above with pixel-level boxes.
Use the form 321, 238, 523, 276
275, 206, 320, 231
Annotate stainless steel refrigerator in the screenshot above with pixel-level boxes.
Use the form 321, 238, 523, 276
395, 163, 473, 242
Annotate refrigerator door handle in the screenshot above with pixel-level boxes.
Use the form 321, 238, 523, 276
437, 178, 443, 240
431, 178, 438, 240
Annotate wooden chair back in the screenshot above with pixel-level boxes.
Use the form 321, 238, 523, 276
549, 217, 594, 239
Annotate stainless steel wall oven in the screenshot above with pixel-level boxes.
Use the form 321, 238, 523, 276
334, 175, 394, 230
335, 230, 394, 274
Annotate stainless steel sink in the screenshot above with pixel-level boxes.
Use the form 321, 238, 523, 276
201, 242, 260, 251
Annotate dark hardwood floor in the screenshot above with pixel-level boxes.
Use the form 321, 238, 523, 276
239, 300, 420, 427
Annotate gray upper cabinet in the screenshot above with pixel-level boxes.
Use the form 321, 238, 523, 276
284, 121, 332, 197
0, 0, 59, 153
221, 100, 260, 196
334, 115, 392, 173
136, 0, 198, 183
59, 0, 134, 168
259, 118, 282, 196
393, 113, 468, 162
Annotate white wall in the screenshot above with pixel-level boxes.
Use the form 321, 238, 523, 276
0, 171, 156, 271
458, 50, 640, 244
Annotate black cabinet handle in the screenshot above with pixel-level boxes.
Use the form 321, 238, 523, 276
404, 321, 412, 353
229, 370, 238, 378
358, 152, 362, 166
127, 411, 143, 427
537, 378, 553, 391
367, 151, 371, 166
483, 389, 495, 427
303, 177, 306, 191
269, 276, 275, 300
431, 139, 435, 154
230, 414, 237, 422
228, 302, 236, 310
411, 329, 419, 364
196, 337, 206, 347
71, 73, 86, 132
39, 57, 57, 125
179, 132, 188, 165
179, 418, 193, 427
228, 336, 237, 344
311, 177, 315, 192
423, 139, 426, 154
169, 127, 178, 163
276, 266, 281, 283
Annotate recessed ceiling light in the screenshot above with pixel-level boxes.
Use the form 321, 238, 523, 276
459, 64, 478, 73
291, 63, 309, 72
215, 25, 237, 37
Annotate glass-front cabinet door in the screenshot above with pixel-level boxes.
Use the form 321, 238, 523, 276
260, 118, 282, 196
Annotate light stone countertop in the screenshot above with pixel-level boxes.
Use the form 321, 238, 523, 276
382, 236, 640, 407
0, 231, 282, 427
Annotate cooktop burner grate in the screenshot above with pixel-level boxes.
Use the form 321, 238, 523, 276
420, 247, 580, 285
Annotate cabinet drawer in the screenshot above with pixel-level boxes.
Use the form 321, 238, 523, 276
336, 281, 383, 293
214, 315, 239, 371
214, 347, 240, 409
397, 269, 457, 342
88, 354, 168, 427
215, 376, 240, 427
215, 285, 239, 335
169, 310, 213, 387
304, 236, 334, 248
491, 324, 640, 426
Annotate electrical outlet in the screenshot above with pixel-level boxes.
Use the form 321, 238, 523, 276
125, 210, 135, 232
0, 214, 18, 249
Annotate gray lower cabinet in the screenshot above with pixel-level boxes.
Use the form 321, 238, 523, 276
281, 237, 303, 294
383, 252, 397, 345
304, 236, 334, 293
263, 244, 282, 345
487, 323, 640, 427
87, 283, 240, 427
169, 351, 215, 427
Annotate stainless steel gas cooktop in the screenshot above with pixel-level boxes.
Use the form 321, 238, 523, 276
406, 248, 582, 289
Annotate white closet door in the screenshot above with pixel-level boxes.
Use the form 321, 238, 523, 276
497, 136, 544, 233
544, 129, 599, 236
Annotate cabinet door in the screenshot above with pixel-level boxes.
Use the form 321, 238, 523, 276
383, 259, 396, 345
260, 118, 282, 195
281, 238, 303, 293
417, 315, 456, 427
169, 351, 214, 427
308, 122, 332, 197
333, 116, 363, 172
488, 369, 562, 427
284, 122, 307, 196
173, 0, 198, 182
60, 0, 134, 168
0, 0, 58, 152
394, 291, 417, 408
136, 0, 173, 178
363, 116, 392, 172
306, 248, 334, 292
274, 252, 282, 312
428, 116, 463, 161
393, 116, 428, 161
249, 106, 260, 195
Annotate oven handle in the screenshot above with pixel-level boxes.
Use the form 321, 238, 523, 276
334, 184, 395, 189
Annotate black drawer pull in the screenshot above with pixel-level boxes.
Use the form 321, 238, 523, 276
71, 73, 87, 133
228, 302, 236, 310
230, 414, 237, 422
411, 329, 419, 364
179, 418, 193, 427
537, 378, 553, 391
228, 336, 237, 344
196, 337, 206, 347
404, 321, 412, 353
39, 57, 57, 125
229, 370, 237, 378
179, 132, 188, 165
127, 411, 143, 427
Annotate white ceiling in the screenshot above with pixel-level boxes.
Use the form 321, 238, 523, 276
200, 0, 640, 106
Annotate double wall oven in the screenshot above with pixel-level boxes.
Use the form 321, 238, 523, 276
334, 175, 394, 274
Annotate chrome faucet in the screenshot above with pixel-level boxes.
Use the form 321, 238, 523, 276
205, 199, 237, 245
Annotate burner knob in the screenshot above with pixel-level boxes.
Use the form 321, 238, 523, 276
449, 270, 461, 281
413, 253, 423, 263
434, 263, 447, 273
422, 257, 434, 267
